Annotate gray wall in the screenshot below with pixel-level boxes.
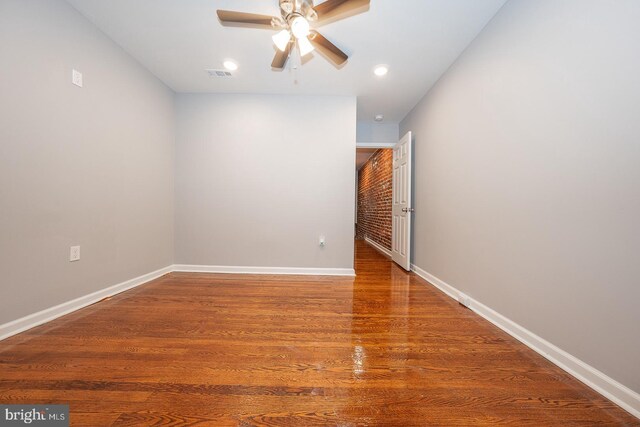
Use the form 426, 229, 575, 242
401, 0, 640, 392
0, 0, 175, 324
175, 94, 356, 269
357, 121, 399, 144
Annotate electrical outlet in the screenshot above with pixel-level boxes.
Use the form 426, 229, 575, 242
72, 69, 83, 87
70, 246, 80, 262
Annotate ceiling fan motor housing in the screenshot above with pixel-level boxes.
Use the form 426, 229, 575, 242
280, 0, 317, 21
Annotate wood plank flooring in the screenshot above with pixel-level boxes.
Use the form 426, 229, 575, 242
0, 241, 638, 425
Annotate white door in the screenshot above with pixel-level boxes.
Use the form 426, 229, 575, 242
392, 131, 413, 270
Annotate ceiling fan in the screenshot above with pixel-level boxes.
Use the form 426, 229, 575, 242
217, 0, 370, 70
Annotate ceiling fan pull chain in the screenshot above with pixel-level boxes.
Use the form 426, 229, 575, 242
291, 43, 301, 84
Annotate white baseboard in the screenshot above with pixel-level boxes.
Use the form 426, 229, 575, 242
364, 237, 392, 258
0, 266, 173, 341
173, 264, 356, 277
411, 264, 640, 419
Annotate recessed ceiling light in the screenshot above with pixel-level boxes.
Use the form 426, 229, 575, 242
374, 65, 389, 77
223, 60, 238, 71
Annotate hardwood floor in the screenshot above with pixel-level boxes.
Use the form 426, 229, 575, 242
0, 241, 637, 426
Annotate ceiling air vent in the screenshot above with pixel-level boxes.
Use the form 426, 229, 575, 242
206, 69, 234, 78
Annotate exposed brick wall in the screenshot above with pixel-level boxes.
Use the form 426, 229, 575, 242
356, 149, 392, 250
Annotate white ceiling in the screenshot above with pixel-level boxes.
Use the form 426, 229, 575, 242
65, 0, 505, 122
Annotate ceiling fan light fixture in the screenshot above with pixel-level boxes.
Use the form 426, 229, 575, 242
272, 29, 291, 52
290, 15, 310, 39
216, 0, 371, 70
298, 36, 315, 57
279, 0, 294, 14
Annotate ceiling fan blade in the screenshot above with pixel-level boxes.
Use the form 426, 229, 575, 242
217, 10, 280, 28
313, 0, 370, 23
272, 42, 293, 70
309, 30, 348, 66
301, 0, 318, 21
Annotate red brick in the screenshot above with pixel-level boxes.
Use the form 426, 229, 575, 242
356, 149, 392, 250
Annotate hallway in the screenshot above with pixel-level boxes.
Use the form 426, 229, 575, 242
0, 241, 636, 425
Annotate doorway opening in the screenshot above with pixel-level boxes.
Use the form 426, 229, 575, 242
355, 148, 394, 257
354, 132, 413, 270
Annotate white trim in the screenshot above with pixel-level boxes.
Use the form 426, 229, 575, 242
411, 264, 640, 419
356, 142, 396, 149
0, 266, 173, 341
173, 265, 356, 277
364, 237, 392, 258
